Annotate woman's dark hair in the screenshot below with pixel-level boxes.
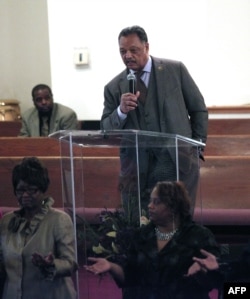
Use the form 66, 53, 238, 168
118, 25, 148, 43
155, 181, 191, 222
12, 157, 50, 193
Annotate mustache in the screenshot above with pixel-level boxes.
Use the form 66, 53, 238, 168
125, 59, 136, 64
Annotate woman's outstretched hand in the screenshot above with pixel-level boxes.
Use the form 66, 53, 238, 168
186, 249, 219, 276
84, 257, 111, 275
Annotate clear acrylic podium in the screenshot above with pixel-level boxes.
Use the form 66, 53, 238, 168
50, 129, 205, 299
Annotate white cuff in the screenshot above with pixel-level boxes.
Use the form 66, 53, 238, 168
117, 106, 127, 120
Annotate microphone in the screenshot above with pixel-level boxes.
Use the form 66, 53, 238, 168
127, 72, 136, 94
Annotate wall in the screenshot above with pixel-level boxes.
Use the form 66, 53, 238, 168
1, 0, 250, 120
47, 0, 250, 120
0, 0, 51, 114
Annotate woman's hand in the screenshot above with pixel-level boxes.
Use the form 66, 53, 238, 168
186, 261, 203, 276
193, 249, 219, 271
32, 252, 54, 268
84, 257, 111, 275
185, 249, 219, 277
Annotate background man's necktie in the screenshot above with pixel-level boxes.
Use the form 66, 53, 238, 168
136, 71, 147, 104
41, 116, 49, 136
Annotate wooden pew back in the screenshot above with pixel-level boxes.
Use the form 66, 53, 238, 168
0, 130, 250, 211
208, 118, 250, 135
0, 137, 121, 209
0, 121, 21, 137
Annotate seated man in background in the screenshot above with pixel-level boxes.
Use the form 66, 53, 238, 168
19, 83, 78, 137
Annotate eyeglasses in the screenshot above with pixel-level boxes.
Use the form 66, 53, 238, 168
15, 187, 39, 196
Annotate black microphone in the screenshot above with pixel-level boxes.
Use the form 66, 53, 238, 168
127, 72, 136, 94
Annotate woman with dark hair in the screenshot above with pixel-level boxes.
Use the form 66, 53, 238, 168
85, 181, 220, 299
0, 157, 78, 299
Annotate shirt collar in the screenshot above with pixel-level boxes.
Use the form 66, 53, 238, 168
143, 56, 152, 74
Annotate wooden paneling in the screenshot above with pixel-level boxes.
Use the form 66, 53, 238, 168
0, 116, 250, 137
199, 157, 250, 209
205, 135, 250, 156
0, 137, 121, 209
0, 121, 21, 136
0, 136, 249, 210
0, 137, 60, 156
0, 156, 121, 209
208, 118, 250, 135
208, 105, 250, 114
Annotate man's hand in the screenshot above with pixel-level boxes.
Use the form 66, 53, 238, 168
120, 92, 140, 114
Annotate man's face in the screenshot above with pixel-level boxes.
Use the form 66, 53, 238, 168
33, 88, 53, 114
119, 33, 149, 71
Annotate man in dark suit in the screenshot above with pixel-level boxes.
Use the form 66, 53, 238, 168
100, 25, 208, 216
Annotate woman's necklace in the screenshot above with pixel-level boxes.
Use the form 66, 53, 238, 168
155, 227, 178, 241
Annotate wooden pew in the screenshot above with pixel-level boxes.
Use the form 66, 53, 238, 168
1, 117, 250, 137
201, 133, 250, 209
0, 156, 121, 209
208, 118, 250, 135
0, 121, 21, 136
0, 137, 121, 209
0, 104, 249, 137
0, 136, 249, 209
0, 136, 249, 210
205, 135, 250, 156
0, 136, 250, 246
199, 156, 250, 209
0, 137, 62, 207
0, 136, 60, 156
0, 157, 62, 207
208, 105, 250, 114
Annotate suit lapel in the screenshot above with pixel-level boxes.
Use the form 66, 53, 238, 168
31, 111, 40, 136
49, 104, 57, 133
152, 58, 171, 132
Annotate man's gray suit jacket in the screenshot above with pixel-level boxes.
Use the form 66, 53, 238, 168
19, 103, 78, 137
101, 56, 208, 144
